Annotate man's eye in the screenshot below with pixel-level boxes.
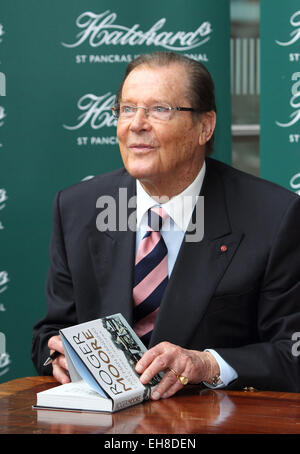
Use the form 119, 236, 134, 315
153, 105, 169, 113
121, 105, 135, 113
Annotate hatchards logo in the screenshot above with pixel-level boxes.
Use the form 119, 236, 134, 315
0, 271, 8, 312
0, 188, 7, 231
63, 92, 118, 146
276, 11, 300, 46
64, 92, 116, 130
62, 10, 212, 52
0, 25, 6, 97
0, 24, 4, 44
0, 106, 6, 127
0, 332, 10, 377
0, 72, 5, 97
0, 271, 9, 295
276, 72, 300, 128
0, 188, 7, 211
290, 173, 300, 195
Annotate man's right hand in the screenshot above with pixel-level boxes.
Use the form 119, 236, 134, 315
47, 335, 70, 384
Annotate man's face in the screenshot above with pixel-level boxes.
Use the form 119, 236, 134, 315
117, 64, 206, 196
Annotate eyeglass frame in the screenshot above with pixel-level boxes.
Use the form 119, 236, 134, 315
111, 102, 197, 121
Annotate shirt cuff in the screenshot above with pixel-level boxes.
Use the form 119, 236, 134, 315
203, 349, 238, 389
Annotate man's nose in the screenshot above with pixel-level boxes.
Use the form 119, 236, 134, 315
129, 108, 152, 132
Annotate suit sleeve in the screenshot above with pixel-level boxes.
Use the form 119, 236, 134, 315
215, 195, 300, 391
31, 191, 77, 375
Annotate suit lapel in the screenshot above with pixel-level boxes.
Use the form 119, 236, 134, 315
150, 159, 244, 347
87, 161, 244, 347
88, 172, 136, 325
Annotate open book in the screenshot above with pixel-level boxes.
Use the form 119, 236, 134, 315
34, 314, 162, 413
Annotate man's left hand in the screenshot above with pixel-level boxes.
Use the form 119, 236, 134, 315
135, 341, 220, 400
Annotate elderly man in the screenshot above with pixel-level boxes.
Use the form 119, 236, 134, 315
32, 52, 300, 397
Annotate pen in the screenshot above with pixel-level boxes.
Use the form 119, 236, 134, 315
43, 350, 61, 367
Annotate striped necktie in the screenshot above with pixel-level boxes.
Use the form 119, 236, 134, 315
133, 207, 169, 347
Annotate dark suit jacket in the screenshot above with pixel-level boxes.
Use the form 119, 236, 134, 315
32, 158, 300, 391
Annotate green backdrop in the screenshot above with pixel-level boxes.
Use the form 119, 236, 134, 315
260, 0, 300, 193
0, 0, 231, 382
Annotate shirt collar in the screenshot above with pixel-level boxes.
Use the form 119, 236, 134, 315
136, 161, 206, 232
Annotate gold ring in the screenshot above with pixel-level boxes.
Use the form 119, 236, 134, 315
169, 368, 189, 385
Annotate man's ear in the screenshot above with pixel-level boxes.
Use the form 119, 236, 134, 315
198, 111, 216, 146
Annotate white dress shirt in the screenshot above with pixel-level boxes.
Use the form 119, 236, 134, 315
135, 162, 238, 388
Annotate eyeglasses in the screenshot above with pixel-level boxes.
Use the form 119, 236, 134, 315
112, 102, 196, 121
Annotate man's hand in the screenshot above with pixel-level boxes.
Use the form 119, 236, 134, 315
135, 342, 219, 400
47, 335, 70, 384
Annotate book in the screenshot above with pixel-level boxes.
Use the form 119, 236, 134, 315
34, 313, 162, 413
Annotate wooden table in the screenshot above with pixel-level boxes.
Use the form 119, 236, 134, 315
1, 376, 300, 434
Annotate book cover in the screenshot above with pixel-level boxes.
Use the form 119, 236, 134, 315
34, 314, 161, 413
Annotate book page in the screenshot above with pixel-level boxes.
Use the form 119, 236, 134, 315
40, 380, 100, 397
35, 380, 113, 412
62, 336, 107, 397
